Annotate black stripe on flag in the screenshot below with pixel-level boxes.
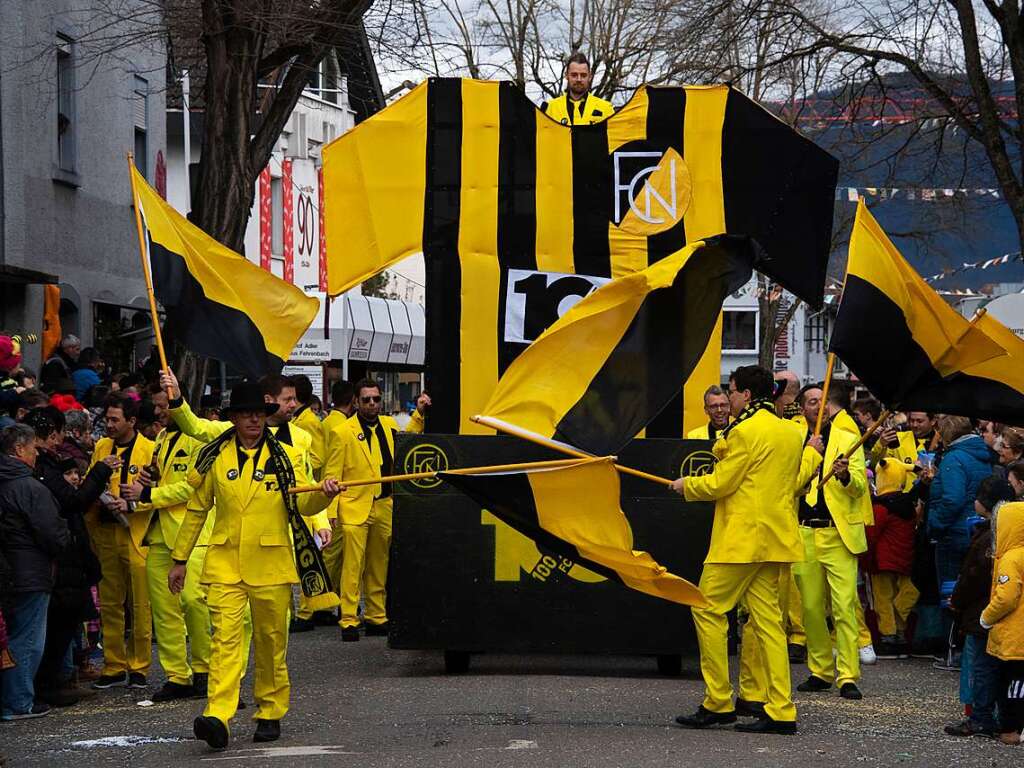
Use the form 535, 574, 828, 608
439, 470, 624, 585
644, 86, 688, 267
831, 275, 1024, 421
146, 234, 284, 377
423, 78, 464, 433
497, 81, 540, 377
570, 121, 613, 278
553, 236, 757, 455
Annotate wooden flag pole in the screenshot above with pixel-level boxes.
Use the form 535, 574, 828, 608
816, 409, 892, 489
813, 352, 836, 438
288, 457, 606, 494
470, 415, 675, 487
126, 153, 171, 388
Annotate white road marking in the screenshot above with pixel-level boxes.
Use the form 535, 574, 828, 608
201, 746, 361, 761
70, 735, 184, 748
504, 740, 539, 750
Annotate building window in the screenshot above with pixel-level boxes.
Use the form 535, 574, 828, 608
133, 76, 148, 178
722, 310, 758, 353
56, 35, 76, 172
804, 310, 828, 355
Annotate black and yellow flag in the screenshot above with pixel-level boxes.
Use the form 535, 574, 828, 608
477, 236, 757, 455
830, 200, 1023, 420
323, 79, 838, 435
130, 164, 318, 377
440, 458, 707, 608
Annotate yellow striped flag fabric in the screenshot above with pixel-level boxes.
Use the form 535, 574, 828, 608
322, 79, 838, 436
830, 200, 1018, 419
130, 164, 318, 377
477, 236, 758, 455
440, 458, 707, 608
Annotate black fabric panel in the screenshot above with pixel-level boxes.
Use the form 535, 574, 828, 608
422, 78, 463, 433
644, 86, 688, 267
440, 471, 624, 586
721, 88, 838, 309
497, 82, 540, 377
554, 236, 756, 455
831, 275, 1024, 422
570, 121, 613, 278
148, 238, 284, 377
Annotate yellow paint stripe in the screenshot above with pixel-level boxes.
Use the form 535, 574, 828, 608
458, 80, 501, 434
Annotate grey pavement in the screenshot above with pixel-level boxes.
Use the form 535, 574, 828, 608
2, 626, 1020, 768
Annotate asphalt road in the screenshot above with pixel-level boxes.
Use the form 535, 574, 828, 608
2, 625, 1021, 768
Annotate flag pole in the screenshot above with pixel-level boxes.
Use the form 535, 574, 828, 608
815, 408, 892, 489
126, 153, 170, 386
287, 456, 607, 494
470, 415, 674, 487
813, 352, 835, 438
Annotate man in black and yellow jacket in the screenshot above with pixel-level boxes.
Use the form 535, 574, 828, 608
167, 381, 341, 750
86, 394, 156, 690
686, 385, 731, 441
541, 52, 614, 125
792, 383, 872, 701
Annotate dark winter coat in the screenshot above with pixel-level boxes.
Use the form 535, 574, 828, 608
0, 454, 70, 592
950, 518, 994, 638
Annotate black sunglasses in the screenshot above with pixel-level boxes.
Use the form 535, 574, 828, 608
361, 395, 382, 404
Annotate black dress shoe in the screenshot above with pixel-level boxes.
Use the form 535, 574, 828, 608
796, 675, 831, 692
194, 715, 229, 749
151, 681, 195, 702
341, 626, 360, 642
788, 643, 807, 664
735, 698, 766, 718
289, 617, 316, 633
253, 719, 281, 742
674, 705, 738, 728
839, 683, 863, 700
735, 717, 797, 735
364, 621, 389, 637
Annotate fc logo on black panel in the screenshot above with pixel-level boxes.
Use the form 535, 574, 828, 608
403, 444, 449, 489
680, 451, 717, 478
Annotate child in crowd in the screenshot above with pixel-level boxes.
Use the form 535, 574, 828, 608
980, 494, 1024, 744
866, 458, 919, 659
946, 476, 1016, 737
1009, 462, 1024, 499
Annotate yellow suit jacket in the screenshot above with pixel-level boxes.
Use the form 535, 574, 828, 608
168, 398, 331, 534
87, 433, 156, 554
686, 422, 728, 441
683, 408, 807, 564
800, 419, 871, 555
542, 92, 614, 125
292, 405, 325, 478
135, 427, 211, 547
171, 435, 332, 586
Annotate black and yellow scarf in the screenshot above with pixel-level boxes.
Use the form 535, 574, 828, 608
195, 427, 334, 601
722, 398, 777, 438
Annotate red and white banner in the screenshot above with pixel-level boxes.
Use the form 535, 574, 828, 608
318, 167, 327, 293
259, 167, 272, 271
282, 159, 295, 284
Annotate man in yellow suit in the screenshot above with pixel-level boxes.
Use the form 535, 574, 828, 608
86, 394, 155, 689
121, 384, 210, 701
290, 374, 325, 480
168, 381, 341, 749
793, 382, 872, 701
327, 379, 426, 640
541, 52, 614, 125
670, 366, 817, 735
686, 385, 730, 441
315, 380, 356, 613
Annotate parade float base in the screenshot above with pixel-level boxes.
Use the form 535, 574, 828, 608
390, 434, 715, 674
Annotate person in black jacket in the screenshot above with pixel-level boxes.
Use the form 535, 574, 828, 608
0, 424, 70, 720
21, 408, 113, 706
944, 476, 1017, 737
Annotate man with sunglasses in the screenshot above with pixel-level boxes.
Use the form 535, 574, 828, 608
326, 379, 427, 640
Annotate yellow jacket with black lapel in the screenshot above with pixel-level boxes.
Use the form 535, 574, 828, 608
682, 408, 810, 564
542, 92, 614, 125
171, 433, 333, 586
87, 433, 156, 554
800, 410, 872, 555
330, 414, 400, 527
292, 405, 325, 478
134, 427, 210, 547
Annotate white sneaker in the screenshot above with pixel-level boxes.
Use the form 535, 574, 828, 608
859, 644, 877, 665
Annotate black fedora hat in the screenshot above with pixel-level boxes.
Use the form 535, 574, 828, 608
223, 380, 278, 416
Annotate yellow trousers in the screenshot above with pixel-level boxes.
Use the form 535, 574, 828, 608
146, 538, 211, 685
692, 562, 796, 722
871, 572, 919, 637
340, 499, 392, 629
793, 526, 860, 686
785, 569, 805, 646
738, 565, 795, 703
89, 522, 151, 676
206, 582, 290, 726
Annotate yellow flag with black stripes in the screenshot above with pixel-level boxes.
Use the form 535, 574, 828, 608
477, 236, 758, 455
830, 200, 1019, 420
129, 164, 318, 377
440, 458, 708, 608
322, 79, 839, 436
